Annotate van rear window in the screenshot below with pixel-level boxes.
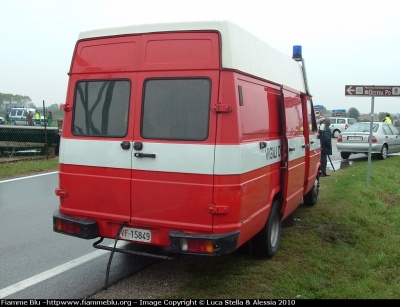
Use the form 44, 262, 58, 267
72, 80, 130, 137
141, 78, 211, 140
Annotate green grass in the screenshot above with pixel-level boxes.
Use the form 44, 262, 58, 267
162, 156, 400, 299
0, 157, 59, 179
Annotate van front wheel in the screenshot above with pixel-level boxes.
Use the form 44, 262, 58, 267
251, 200, 281, 258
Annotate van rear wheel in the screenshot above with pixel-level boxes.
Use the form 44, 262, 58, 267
251, 199, 281, 258
303, 177, 319, 207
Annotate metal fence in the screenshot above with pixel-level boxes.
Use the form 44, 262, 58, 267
0, 120, 62, 161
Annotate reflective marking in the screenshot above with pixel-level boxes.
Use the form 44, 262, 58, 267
0, 242, 127, 298
0, 171, 58, 184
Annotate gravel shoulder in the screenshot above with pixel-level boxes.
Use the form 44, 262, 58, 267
88, 255, 194, 299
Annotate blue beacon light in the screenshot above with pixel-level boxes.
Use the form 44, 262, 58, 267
292, 45, 302, 61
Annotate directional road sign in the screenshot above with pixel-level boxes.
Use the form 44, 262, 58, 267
314, 105, 324, 110
345, 85, 400, 97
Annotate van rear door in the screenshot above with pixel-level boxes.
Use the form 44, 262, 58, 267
129, 73, 219, 234
59, 75, 136, 223
281, 86, 306, 219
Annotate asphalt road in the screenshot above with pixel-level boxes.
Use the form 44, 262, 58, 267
0, 172, 158, 299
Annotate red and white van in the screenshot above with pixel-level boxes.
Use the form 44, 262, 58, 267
53, 20, 321, 259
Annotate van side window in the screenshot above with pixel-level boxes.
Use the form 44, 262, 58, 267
141, 78, 211, 140
73, 80, 130, 137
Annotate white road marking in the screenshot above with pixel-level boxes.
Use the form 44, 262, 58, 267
0, 171, 58, 183
0, 241, 128, 298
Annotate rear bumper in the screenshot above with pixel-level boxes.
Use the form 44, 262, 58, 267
169, 230, 239, 256
53, 210, 240, 256
336, 143, 382, 153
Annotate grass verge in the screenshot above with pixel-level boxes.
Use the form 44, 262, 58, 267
163, 156, 400, 299
0, 157, 59, 180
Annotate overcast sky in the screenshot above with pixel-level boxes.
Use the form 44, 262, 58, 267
1, 0, 399, 114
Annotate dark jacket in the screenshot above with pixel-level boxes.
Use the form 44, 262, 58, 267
320, 126, 332, 155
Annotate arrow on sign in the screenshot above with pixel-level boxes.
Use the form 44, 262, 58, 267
346, 86, 354, 95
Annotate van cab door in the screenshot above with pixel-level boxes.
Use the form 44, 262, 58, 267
129, 72, 219, 234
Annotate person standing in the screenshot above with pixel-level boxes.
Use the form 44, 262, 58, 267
34, 110, 40, 125
319, 118, 332, 177
27, 111, 34, 126
47, 111, 53, 126
383, 113, 392, 124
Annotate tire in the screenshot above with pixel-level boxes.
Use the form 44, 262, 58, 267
379, 145, 388, 160
340, 152, 351, 159
251, 199, 282, 258
333, 130, 340, 138
303, 177, 319, 207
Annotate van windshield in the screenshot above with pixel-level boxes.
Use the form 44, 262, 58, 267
141, 78, 211, 141
72, 80, 130, 137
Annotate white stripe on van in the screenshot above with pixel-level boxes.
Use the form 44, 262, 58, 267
60, 138, 304, 175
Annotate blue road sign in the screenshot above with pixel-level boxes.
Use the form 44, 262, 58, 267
332, 109, 346, 114
314, 105, 323, 110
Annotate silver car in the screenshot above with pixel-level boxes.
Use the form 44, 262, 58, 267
336, 122, 400, 160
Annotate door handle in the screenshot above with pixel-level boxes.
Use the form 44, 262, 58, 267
289, 147, 295, 151
120, 141, 130, 150
134, 153, 156, 158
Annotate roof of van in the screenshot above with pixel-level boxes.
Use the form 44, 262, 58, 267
78, 20, 306, 93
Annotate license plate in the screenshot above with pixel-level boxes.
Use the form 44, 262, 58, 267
119, 227, 152, 243
347, 136, 362, 141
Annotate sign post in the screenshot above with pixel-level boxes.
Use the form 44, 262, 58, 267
345, 85, 400, 186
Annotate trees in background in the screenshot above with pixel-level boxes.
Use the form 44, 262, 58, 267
0, 92, 32, 108
347, 107, 360, 120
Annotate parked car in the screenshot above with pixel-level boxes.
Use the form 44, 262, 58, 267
328, 117, 357, 138
336, 122, 400, 160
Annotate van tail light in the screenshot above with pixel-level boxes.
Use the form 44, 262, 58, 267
337, 135, 343, 142
180, 238, 214, 254
345, 123, 349, 130
369, 136, 377, 143
55, 218, 81, 236
53, 212, 98, 239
